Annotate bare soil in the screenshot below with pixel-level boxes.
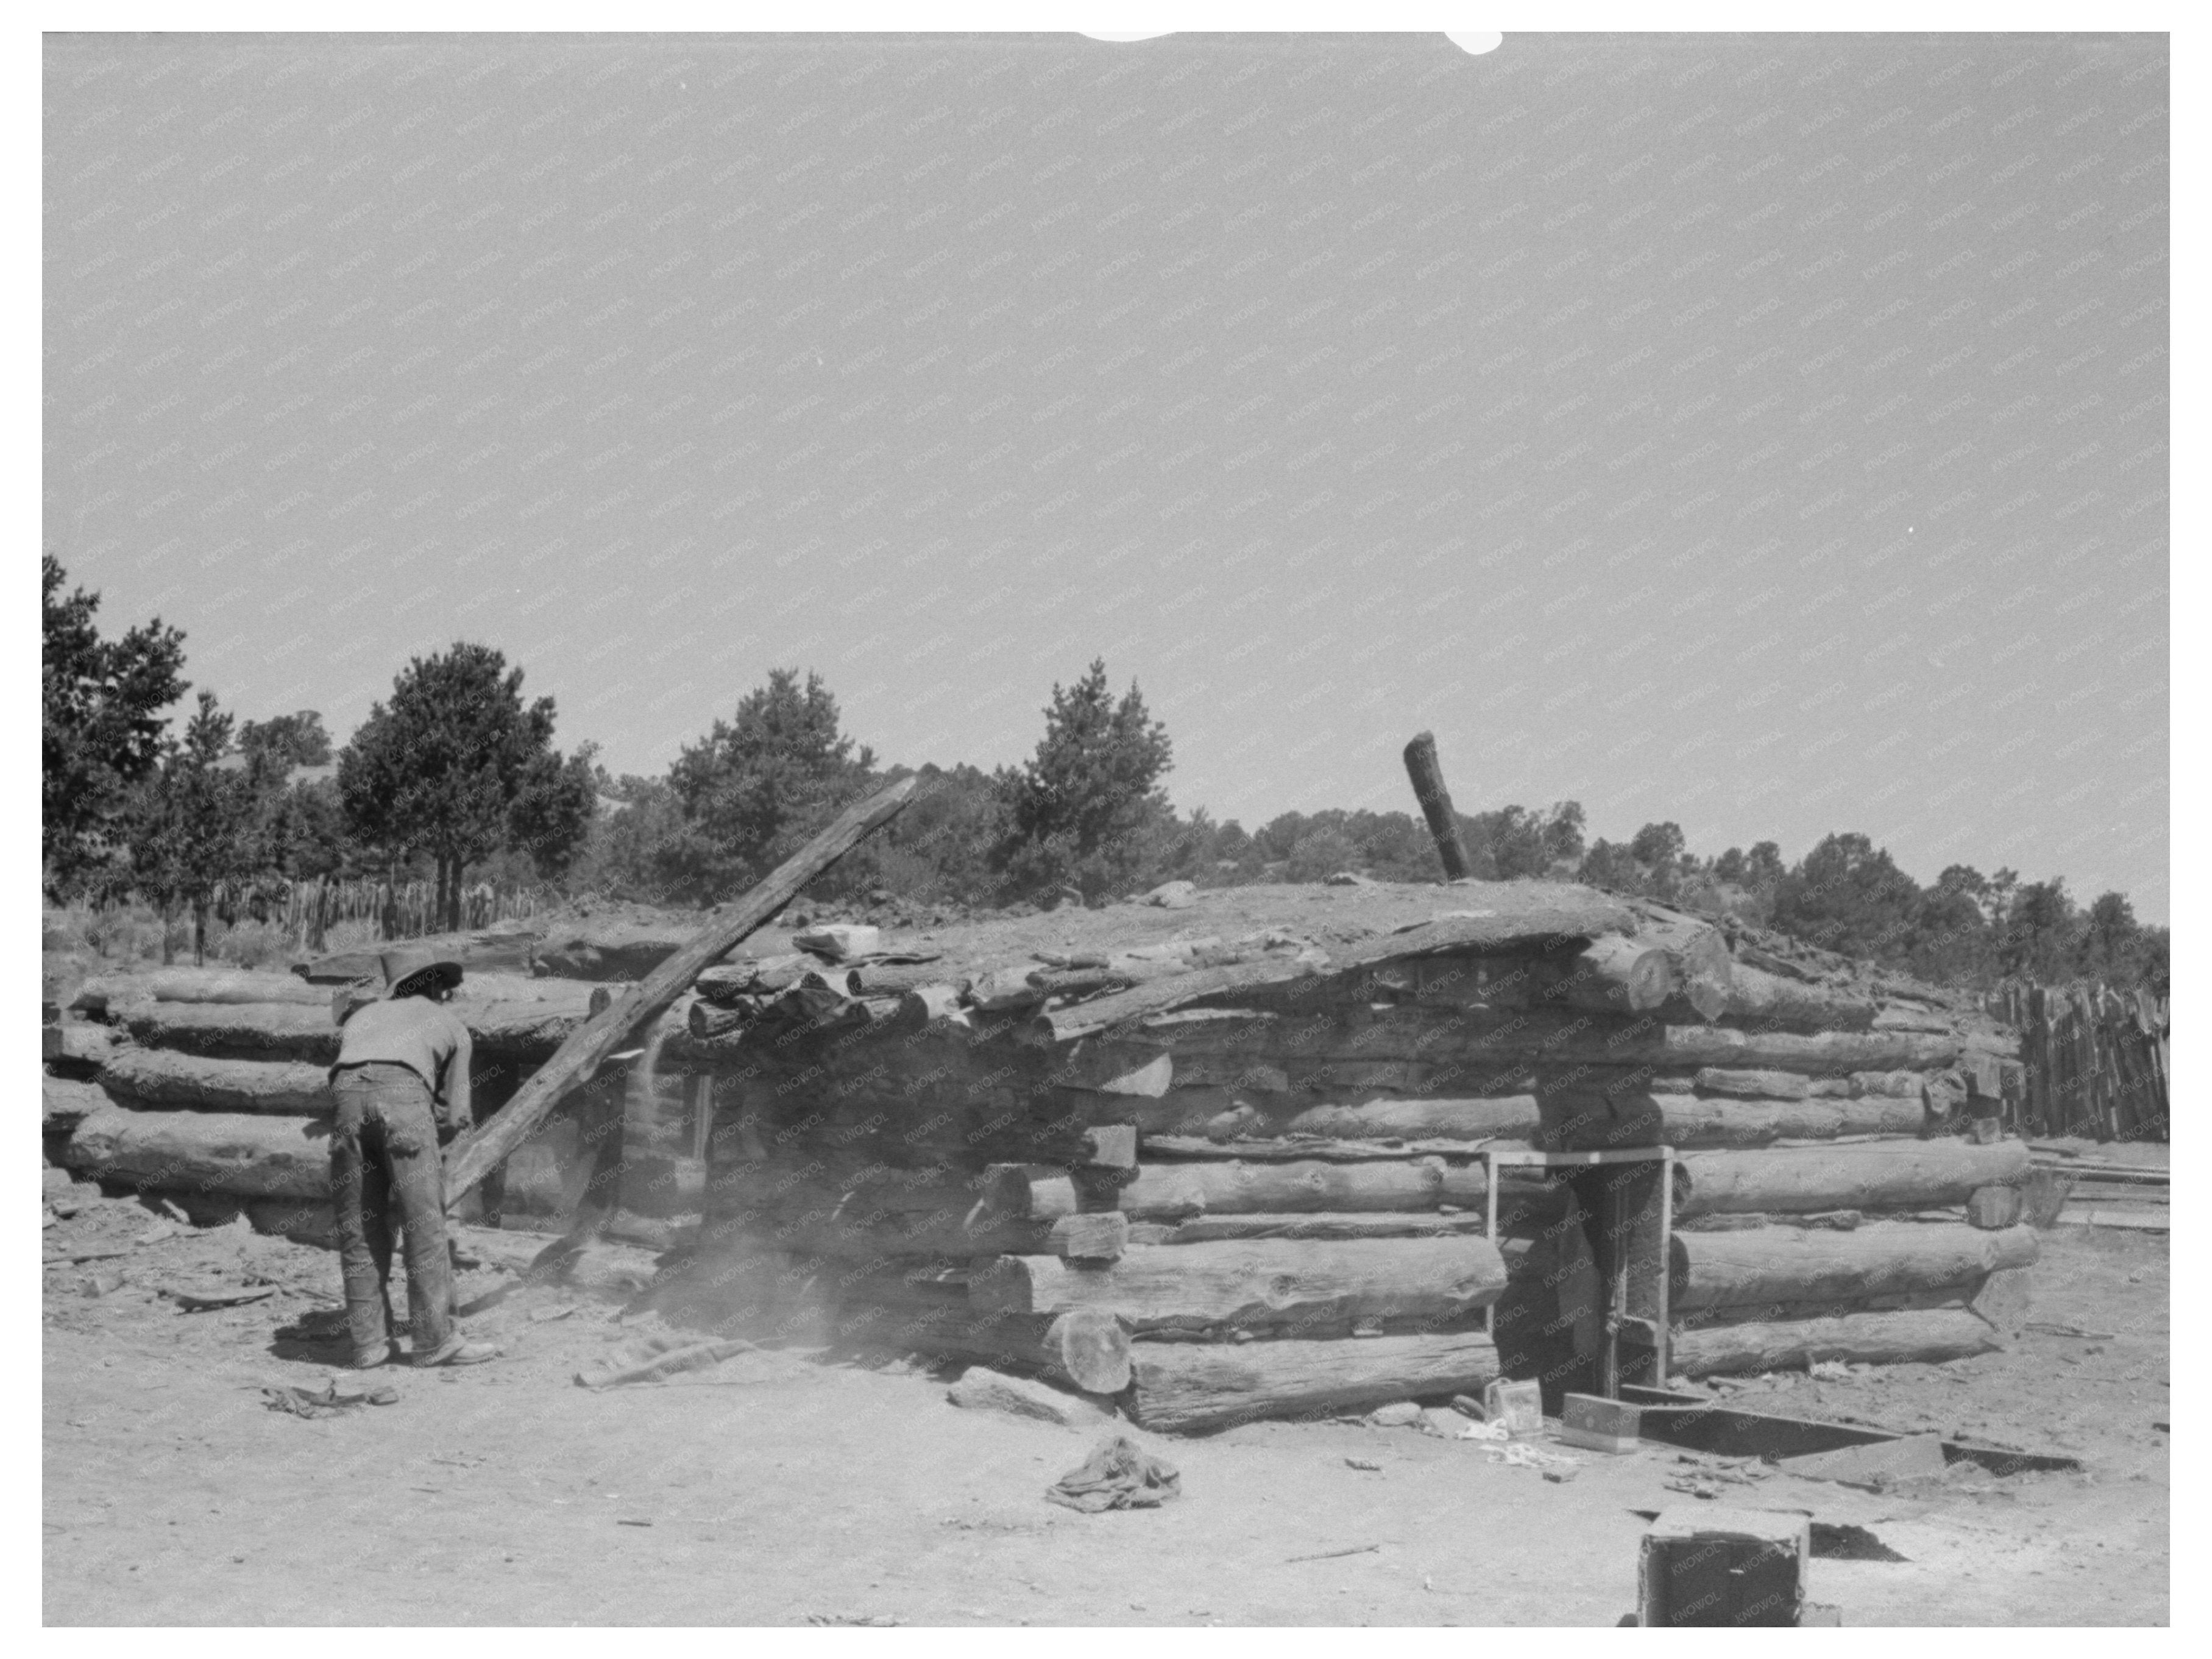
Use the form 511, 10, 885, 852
44, 1187, 2166, 1627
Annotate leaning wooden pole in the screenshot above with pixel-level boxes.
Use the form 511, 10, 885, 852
1402, 730, 1472, 881
442, 775, 918, 1206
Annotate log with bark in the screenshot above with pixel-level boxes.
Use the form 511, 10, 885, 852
73, 967, 331, 1016
1721, 966, 1878, 1032
63, 1103, 331, 1200
1118, 1156, 1489, 1222
43, 1021, 118, 1078
1127, 1330, 1503, 1434
1021, 886, 1639, 1044
1667, 1308, 2003, 1378
1534, 1087, 1930, 1150
121, 1001, 338, 1063
1278, 1095, 1544, 1141
1671, 1222, 2040, 1312
1625, 908, 1735, 1023
969, 1236, 1508, 1335
1674, 1140, 2031, 1218
1328, 1013, 1968, 1074
116, 994, 651, 1066
1133, 1211, 1501, 1245
1635, 1094, 1929, 1148
828, 1304, 1133, 1394
97, 1047, 335, 1115
42, 1076, 107, 1135
1364, 939, 1676, 1016
1402, 730, 1472, 880
1694, 1067, 1810, 1100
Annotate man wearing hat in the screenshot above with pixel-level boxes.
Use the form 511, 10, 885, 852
327, 944, 500, 1368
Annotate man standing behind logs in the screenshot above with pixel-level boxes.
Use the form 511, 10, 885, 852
327, 945, 500, 1368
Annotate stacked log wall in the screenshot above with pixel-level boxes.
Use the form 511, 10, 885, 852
53, 893, 2036, 1429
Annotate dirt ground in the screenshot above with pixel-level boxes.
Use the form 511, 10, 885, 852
44, 1184, 2166, 1627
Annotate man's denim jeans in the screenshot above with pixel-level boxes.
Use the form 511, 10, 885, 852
329, 1064, 453, 1364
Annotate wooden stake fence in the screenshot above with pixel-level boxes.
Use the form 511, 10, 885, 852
117, 877, 551, 952
1989, 981, 2169, 1142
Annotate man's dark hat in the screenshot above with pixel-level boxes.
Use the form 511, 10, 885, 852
380, 945, 464, 997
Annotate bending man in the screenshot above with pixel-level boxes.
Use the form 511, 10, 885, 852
328, 944, 500, 1368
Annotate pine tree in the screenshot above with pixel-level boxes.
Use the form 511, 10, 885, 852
656, 668, 879, 904
42, 554, 188, 894
991, 659, 1174, 903
338, 643, 595, 930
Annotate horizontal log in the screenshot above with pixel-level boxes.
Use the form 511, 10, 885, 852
1135, 1211, 1498, 1245
63, 1103, 331, 1201
43, 1075, 107, 1134
1629, 911, 1734, 1022
1537, 1091, 1929, 1151
1335, 889, 1639, 963
119, 967, 583, 1015
1127, 1331, 1503, 1434
97, 1047, 335, 1115
1141, 1133, 1533, 1162
970, 1236, 1508, 1335
44, 1022, 118, 1076
1650, 1094, 1929, 1148
695, 956, 859, 1003
712, 1205, 1054, 1262
1120, 1156, 1487, 1222
1673, 1287, 1977, 1328
1280, 1096, 1543, 1141
1851, 1070, 1927, 1097
828, 1304, 1132, 1394
1364, 938, 1675, 1016
1672, 1222, 2040, 1312
121, 994, 681, 1066
1722, 966, 1877, 1031
1306, 1015, 1967, 1074
1695, 1067, 1809, 1100
1024, 958, 1331, 1044
1668, 1309, 2002, 1378
1675, 1141, 2032, 1218
73, 967, 331, 1014
122, 1001, 338, 1063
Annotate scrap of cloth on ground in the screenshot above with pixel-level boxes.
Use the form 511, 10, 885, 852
1046, 1434, 1183, 1512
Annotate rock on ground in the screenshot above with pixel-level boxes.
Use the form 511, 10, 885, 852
946, 1365, 1114, 1427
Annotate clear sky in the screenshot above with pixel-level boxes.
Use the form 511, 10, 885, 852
44, 32, 2168, 918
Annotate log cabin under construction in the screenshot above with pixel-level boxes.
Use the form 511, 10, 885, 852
48, 877, 2040, 1434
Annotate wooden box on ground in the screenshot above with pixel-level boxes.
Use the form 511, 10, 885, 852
1639, 1505, 1811, 1628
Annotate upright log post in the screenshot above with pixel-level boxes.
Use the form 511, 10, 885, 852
442, 775, 917, 1207
1402, 730, 1472, 881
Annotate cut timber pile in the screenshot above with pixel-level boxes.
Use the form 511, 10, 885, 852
65, 1104, 330, 1200
55, 874, 2040, 1417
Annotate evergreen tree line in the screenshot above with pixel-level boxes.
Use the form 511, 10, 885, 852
43, 556, 2166, 993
